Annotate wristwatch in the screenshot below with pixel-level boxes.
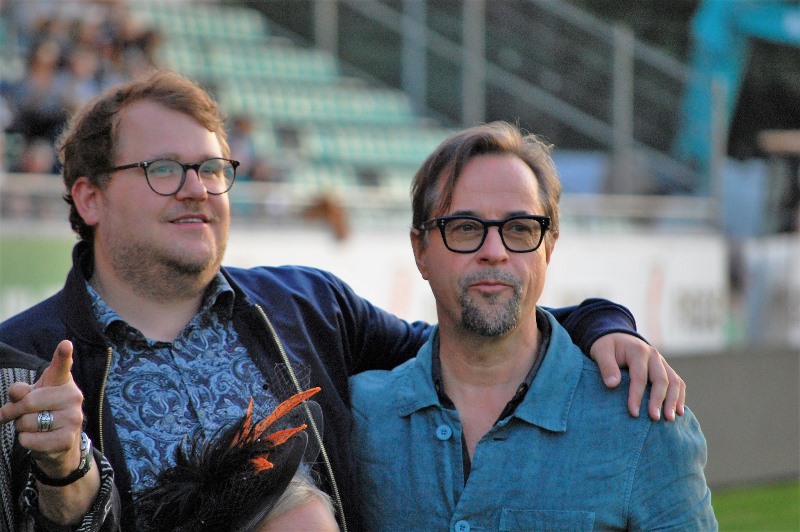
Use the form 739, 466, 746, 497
30, 432, 93, 487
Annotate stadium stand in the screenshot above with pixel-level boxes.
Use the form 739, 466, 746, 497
128, 0, 453, 225
0, 0, 454, 228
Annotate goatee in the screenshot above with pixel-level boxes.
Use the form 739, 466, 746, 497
458, 268, 522, 336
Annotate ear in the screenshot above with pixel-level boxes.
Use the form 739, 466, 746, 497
70, 176, 102, 227
410, 228, 430, 280
544, 230, 559, 264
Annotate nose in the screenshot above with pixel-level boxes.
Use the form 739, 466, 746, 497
175, 167, 208, 200
476, 226, 508, 262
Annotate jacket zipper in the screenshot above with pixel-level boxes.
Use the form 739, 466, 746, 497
97, 346, 113, 452
91, 312, 347, 529
254, 303, 348, 532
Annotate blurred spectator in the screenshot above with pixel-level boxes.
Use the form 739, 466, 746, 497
1, 0, 162, 174
14, 137, 57, 174
302, 193, 350, 241
228, 115, 260, 179
4, 38, 70, 145
54, 43, 103, 110
228, 115, 283, 183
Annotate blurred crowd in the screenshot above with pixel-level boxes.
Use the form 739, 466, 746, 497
0, 0, 345, 236
0, 0, 162, 174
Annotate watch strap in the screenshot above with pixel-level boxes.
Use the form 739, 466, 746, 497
30, 432, 93, 487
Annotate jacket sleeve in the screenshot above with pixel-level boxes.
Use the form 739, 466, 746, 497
543, 298, 648, 355
341, 283, 646, 368
21, 448, 121, 532
330, 272, 433, 375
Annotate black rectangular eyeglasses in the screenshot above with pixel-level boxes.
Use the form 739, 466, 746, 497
417, 214, 551, 253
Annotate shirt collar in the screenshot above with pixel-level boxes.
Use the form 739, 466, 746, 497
431, 309, 551, 421
201, 273, 236, 320
86, 271, 235, 338
394, 308, 583, 433
512, 309, 584, 433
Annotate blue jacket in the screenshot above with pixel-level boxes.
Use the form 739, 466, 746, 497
0, 241, 642, 530
350, 313, 716, 531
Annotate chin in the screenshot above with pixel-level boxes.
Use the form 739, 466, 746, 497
166, 248, 223, 276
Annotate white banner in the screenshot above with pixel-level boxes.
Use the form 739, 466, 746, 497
541, 232, 728, 354
741, 234, 800, 348
227, 227, 730, 355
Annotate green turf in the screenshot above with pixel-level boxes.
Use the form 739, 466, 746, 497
713, 481, 799, 531
0, 235, 73, 287
0, 235, 75, 320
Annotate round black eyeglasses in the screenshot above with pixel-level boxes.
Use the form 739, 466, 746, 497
417, 215, 551, 253
104, 158, 239, 196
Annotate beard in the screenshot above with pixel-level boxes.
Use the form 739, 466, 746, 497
457, 268, 523, 337
102, 229, 226, 301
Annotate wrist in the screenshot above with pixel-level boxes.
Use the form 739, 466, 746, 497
30, 432, 93, 487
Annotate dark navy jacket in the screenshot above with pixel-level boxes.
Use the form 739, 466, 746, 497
0, 241, 641, 530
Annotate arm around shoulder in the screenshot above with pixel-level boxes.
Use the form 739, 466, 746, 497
544, 298, 644, 355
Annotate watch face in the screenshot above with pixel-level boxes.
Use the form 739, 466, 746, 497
79, 432, 92, 469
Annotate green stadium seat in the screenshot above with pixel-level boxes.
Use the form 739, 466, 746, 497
210, 46, 337, 83
155, 41, 209, 79
219, 82, 416, 126
130, 3, 267, 43
304, 126, 452, 167
127, 1, 452, 210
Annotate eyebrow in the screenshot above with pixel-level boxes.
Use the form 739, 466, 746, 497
447, 210, 532, 218
146, 154, 223, 162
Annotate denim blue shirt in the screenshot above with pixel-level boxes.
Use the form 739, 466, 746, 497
350, 309, 717, 531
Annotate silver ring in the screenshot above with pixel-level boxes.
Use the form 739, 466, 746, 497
37, 411, 53, 432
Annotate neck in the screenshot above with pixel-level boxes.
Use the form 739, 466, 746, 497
438, 316, 540, 389
437, 320, 541, 459
90, 261, 213, 342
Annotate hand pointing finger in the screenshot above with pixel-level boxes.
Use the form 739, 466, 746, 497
37, 340, 74, 389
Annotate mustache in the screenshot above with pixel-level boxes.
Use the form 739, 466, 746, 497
459, 268, 522, 292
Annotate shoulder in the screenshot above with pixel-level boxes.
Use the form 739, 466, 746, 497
644, 405, 707, 453
573, 354, 643, 415
0, 342, 46, 372
350, 367, 398, 401
0, 292, 64, 359
224, 264, 354, 299
350, 360, 414, 412
569, 353, 707, 454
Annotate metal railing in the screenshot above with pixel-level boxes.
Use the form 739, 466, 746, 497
308, 0, 707, 196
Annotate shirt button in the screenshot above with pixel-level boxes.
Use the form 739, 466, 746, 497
454, 520, 470, 532
435, 424, 452, 440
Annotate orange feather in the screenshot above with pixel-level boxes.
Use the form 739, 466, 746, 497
250, 456, 275, 472
264, 424, 307, 446
253, 387, 321, 435
230, 397, 255, 448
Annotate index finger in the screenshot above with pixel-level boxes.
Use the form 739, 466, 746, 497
0, 382, 33, 424
37, 340, 74, 389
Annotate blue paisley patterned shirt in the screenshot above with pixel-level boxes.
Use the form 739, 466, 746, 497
87, 274, 277, 493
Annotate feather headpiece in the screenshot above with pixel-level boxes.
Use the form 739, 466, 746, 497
135, 387, 322, 531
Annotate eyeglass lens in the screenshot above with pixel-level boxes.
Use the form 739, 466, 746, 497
442, 217, 544, 252
146, 159, 235, 195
